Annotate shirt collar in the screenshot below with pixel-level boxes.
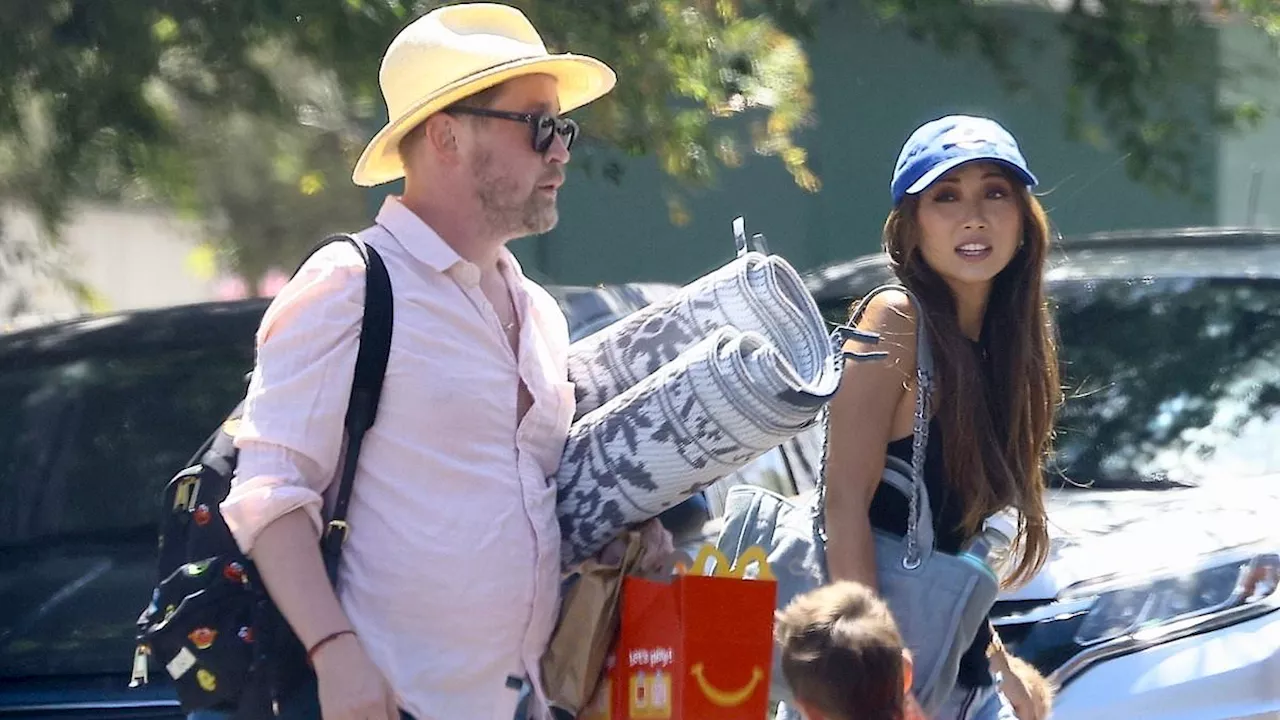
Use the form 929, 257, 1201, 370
374, 196, 530, 290
375, 196, 464, 274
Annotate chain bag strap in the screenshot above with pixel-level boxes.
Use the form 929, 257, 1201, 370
812, 284, 937, 570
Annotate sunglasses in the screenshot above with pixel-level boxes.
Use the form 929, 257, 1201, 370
446, 106, 579, 154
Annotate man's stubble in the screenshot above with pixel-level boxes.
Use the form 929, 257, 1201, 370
471, 147, 559, 238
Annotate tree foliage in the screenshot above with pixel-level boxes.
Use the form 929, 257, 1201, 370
855, 0, 1276, 197
2, 0, 1280, 284
0, 0, 818, 283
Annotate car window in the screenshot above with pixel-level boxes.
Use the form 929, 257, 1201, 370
0, 346, 252, 678
700, 431, 825, 516
558, 284, 678, 342
815, 276, 1280, 489
1050, 276, 1280, 487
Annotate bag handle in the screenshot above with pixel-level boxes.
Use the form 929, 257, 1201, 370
813, 283, 936, 571
290, 233, 395, 587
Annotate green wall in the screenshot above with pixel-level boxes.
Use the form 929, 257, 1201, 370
1217, 22, 1280, 228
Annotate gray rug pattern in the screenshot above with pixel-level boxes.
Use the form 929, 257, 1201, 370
555, 252, 840, 566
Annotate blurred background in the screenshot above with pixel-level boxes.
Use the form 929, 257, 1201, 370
3, 0, 1280, 325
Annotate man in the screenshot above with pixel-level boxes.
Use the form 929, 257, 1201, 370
220, 4, 668, 719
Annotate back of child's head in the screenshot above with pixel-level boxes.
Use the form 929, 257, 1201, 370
774, 581, 910, 720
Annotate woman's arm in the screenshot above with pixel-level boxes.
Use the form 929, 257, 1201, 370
823, 292, 918, 590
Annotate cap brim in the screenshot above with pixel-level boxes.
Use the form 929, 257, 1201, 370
352, 54, 617, 187
904, 155, 1038, 197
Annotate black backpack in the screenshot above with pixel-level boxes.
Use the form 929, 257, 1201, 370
132, 234, 393, 717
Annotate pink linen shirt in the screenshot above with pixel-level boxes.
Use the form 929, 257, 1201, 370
220, 197, 574, 720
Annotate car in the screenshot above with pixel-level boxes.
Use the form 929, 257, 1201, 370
0, 281, 683, 719
708, 226, 1280, 719
11, 227, 1279, 719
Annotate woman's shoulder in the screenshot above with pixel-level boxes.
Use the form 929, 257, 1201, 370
835, 287, 920, 386
851, 287, 920, 342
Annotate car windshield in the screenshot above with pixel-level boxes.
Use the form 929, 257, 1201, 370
1050, 275, 1280, 488
0, 346, 253, 678
819, 274, 1280, 490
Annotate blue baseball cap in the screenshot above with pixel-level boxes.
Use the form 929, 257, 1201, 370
890, 115, 1037, 205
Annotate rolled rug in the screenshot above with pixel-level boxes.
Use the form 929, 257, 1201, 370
567, 251, 831, 419
556, 325, 840, 567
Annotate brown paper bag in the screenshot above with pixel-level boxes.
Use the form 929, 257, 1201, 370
541, 531, 646, 718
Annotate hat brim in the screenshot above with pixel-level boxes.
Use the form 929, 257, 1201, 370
352, 53, 617, 187
904, 155, 1038, 198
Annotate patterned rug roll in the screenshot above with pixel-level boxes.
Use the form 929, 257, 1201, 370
566, 251, 832, 420
556, 261, 841, 565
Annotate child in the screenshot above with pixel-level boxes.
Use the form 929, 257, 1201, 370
773, 581, 927, 720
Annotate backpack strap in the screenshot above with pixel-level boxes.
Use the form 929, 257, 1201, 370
293, 233, 394, 587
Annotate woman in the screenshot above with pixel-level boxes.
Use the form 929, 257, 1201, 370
824, 115, 1060, 720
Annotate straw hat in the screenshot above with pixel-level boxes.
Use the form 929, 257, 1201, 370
352, 3, 616, 187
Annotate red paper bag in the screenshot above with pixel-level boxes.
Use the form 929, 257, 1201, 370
585, 545, 776, 720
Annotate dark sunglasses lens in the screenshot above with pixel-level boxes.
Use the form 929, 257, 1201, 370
533, 116, 577, 153
534, 116, 557, 152
559, 118, 578, 151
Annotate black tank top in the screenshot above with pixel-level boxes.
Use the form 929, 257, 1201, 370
868, 426, 995, 688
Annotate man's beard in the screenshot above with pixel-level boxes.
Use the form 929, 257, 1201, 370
472, 148, 559, 237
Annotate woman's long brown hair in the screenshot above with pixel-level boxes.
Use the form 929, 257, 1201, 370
877, 177, 1061, 588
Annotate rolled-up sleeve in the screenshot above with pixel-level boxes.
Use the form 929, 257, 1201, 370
221, 243, 366, 555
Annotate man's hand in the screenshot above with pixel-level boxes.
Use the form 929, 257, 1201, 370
635, 517, 677, 574
313, 633, 400, 720
597, 518, 677, 575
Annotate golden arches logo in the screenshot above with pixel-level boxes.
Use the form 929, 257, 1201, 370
689, 545, 775, 581
690, 663, 764, 707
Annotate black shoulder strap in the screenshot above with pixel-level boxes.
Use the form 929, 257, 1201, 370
294, 233, 394, 586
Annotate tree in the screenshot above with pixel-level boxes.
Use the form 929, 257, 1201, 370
156, 46, 372, 285
3, 0, 1280, 286
0, 0, 819, 286
847, 0, 1277, 198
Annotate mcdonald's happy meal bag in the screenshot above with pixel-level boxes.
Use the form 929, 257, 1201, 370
582, 545, 777, 720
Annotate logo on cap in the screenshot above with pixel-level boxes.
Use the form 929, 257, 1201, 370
939, 126, 991, 151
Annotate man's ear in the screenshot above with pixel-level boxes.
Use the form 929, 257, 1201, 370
424, 113, 462, 163
901, 648, 915, 694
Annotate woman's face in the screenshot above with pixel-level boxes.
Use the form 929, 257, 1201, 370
913, 161, 1023, 294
